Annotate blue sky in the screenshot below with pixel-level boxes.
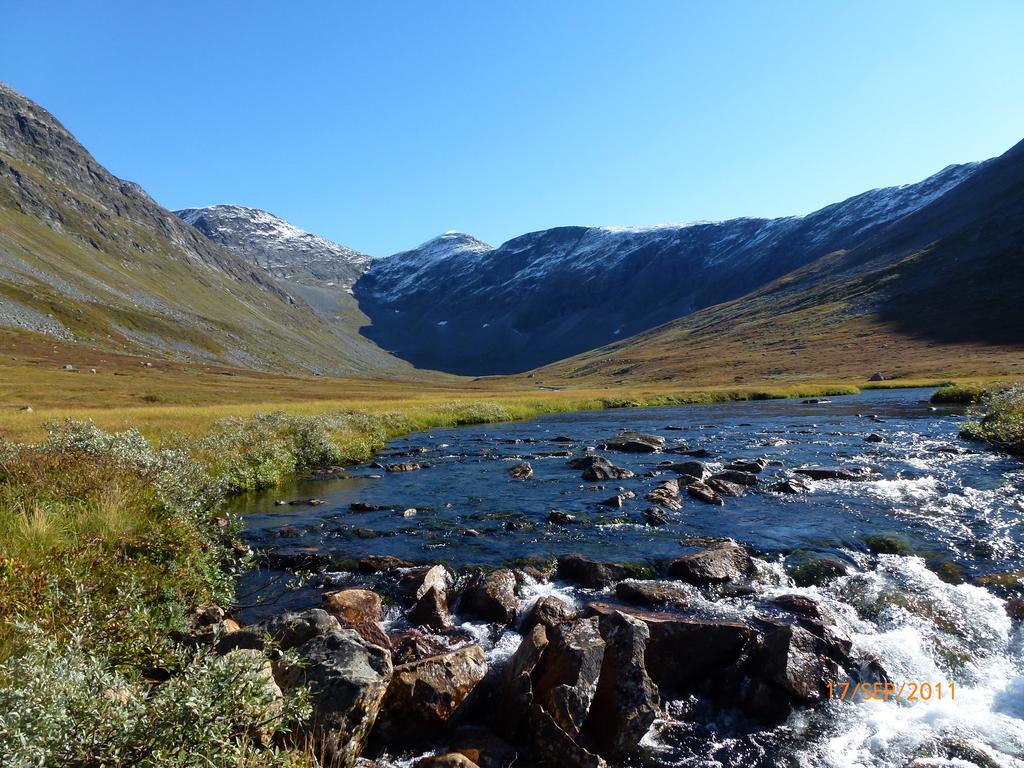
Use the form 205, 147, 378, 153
4, 1, 1023, 256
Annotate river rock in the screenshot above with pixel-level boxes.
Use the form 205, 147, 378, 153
415, 754, 479, 768
410, 565, 454, 630
750, 622, 843, 704
643, 506, 668, 526
388, 628, 449, 665
665, 446, 712, 457
387, 462, 422, 472
599, 431, 665, 453
615, 580, 691, 609
725, 458, 768, 473
597, 492, 632, 508
865, 433, 885, 443
549, 511, 575, 525
669, 541, 755, 584
531, 617, 606, 737
569, 455, 636, 481
793, 466, 871, 481
358, 554, 415, 572
321, 589, 390, 650
587, 604, 755, 693
685, 480, 724, 506
522, 595, 577, 633
645, 479, 681, 509
557, 555, 631, 588
218, 608, 341, 653
581, 610, 660, 759
706, 477, 747, 497
459, 569, 520, 625
274, 629, 393, 768
508, 462, 533, 480
529, 704, 608, 768
350, 502, 383, 512
447, 726, 519, 768
710, 469, 758, 486
665, 460, 706, 479
493, 623, 549, 739
373, 645, 488, 747
770, 477, 813, 494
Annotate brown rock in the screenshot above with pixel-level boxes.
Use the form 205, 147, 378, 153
374, 645, 488, 747
531, 618, 606, 737
493, 623, 549, 740
508, 462, 533, 480
529, 705, 608, 768
388, 628, 449, 665
685, 480, 725, 506
409, 565, 454, 630
387, 462, 422, 472
706, 477, 747, 497
522, 595, 577, 633
668, 541, 755, 585
582, 610, 660, 758
460, 569, 520, 625
415, 754, 479, 768
321, 589, 390, 650
557, 555, 630, 589
645, 479, 681, 510
614, 580, 691, 609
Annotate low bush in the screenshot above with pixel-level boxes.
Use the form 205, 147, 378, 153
960, 384, 1024, 454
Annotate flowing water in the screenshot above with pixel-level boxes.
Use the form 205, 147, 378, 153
236, 388, 1024, 767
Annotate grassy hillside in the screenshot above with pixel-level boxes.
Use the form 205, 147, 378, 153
0, 82, 413, 377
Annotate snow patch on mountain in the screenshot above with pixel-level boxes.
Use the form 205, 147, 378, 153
175, 205, 371, 289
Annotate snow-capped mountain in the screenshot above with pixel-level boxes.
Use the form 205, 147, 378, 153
175, 205, 371, 291
354, 159, 988, 375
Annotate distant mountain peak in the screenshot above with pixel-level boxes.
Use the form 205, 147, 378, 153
175, 205, 370, 290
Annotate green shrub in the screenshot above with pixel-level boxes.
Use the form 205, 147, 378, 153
0, 635, 310, 767
960, 384, 1024, 454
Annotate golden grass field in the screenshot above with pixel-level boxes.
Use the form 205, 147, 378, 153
2, 326, 1010, 445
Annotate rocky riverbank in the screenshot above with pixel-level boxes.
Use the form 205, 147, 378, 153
187, 538, 881, 768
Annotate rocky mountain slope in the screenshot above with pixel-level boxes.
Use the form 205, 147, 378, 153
354, 161, 987, 375
0, 81, 413, 376
175, 204, 370, 291
542, 138, 1024, 385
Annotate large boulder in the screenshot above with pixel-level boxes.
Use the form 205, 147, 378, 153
529, 705, 608, 768
587, 604, 755, 694
668, 541, 755, 585
388, 628, 449, 665
793, 466, 871, 481
275, 629, 392, 768
685, 480, 725, 506
645, 479, 681, 510
522, 595, 577, 633
557, 555, 631, 589
493, 623, 549, 740
568, 455, 635, 481
218, 608, 340, 653
749, 622, 842, 704
706, 477, 747, 497
614, 580, 691, 609
321, 589, 390, 650
409, 565, 454, 630
459, 569, 520, 625
373, 644, 489, 748
665, 461, 706, 479
599, 431, 665, 453
581, 610, 660, 759
531, 618, 606, 738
